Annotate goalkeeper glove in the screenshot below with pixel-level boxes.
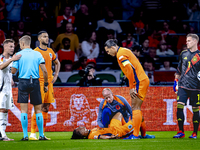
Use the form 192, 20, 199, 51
173, 78, 178, 94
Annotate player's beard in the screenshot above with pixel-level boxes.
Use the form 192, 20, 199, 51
42, 42, 48, 46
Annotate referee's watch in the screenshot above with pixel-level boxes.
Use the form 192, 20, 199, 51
44, 82, 48, 86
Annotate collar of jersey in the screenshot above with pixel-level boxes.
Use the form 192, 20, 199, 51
117, 46, 120, 52
39, 46, 47, 51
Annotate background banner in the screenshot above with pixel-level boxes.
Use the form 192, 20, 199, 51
6, 87, 196, 132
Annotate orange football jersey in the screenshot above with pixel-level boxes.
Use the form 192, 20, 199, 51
116, 47, 148, 89
34, 47, 56, 82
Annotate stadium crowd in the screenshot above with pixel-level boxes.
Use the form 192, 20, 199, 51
0, 0, 199, 85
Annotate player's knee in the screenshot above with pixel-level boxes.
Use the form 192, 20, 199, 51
177, 103, 184, 111
192, 107, 199, 113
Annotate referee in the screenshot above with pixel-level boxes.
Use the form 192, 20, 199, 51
11, 35, 49, 141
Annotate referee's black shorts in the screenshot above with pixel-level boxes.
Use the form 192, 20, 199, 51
18, 79, 42, 105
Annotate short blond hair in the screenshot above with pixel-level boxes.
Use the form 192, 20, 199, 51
19, 35, 31, 46
3, 39, 15, 47
187, 33, 199, 42
102, 88, 113, 96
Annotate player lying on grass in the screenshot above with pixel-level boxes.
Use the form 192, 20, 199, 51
71, 112, 155, 139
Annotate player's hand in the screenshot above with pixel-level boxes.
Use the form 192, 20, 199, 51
52, 74, 58, 84
12, 54, 22, 61
44, 85, 48, 93
173, 78, 178, 94
130, 88, 138, 99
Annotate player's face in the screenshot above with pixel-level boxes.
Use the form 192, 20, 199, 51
77, 126, 89, 137
103, 90, 114, 103
4, 42, 15, 55
186, 37, 197, 49
66, 23, 73, 33
40, 33, 49, 45
104, 46, 116, 56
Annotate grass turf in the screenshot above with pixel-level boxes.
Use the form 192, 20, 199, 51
1, 131, 200, 150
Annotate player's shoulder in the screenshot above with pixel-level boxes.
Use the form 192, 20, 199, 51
34, 47, 40, 51
117, 47, 131, 59
180, 49, 188, 55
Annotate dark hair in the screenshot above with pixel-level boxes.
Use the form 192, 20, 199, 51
38, 31, 47, 38
85, 31, 96, 43
71, 129, 85, 139
62, 37, 71, 45
104, 39, 118, 48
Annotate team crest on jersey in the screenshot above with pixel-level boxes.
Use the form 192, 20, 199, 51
49, 53, 52, 60
116, 105, 120, 110
0, 57, 3, 62
193, 56, 197, 62
128, 125, 132, 129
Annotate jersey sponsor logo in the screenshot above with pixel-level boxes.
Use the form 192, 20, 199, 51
184, 57, 187, 60
128, 124, 132, 129
118, 56, 124, 60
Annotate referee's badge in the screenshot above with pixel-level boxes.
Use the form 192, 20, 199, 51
197, 71, 200, 81
49, 53, 52, 60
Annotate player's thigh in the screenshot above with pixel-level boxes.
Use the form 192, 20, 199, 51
18, 80, 29, 103
189, 90, 200, 107
137, 78, 149, 101
177, 87, 188, 105
30, 80, 42, 105
109, 118, 122, 127
6, 93, 14, 110
0, 92, 7, 109
43, 83, 55, 104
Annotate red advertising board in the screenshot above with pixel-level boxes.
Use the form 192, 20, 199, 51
6, 87, 196, 132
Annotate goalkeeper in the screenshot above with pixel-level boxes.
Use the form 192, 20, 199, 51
173, 33, 200, 139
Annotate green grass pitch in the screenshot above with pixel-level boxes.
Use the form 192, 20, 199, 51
1, 131, 200, 150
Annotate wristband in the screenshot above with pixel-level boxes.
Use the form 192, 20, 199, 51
44, 82, 48, 86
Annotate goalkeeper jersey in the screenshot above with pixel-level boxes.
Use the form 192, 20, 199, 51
176, 49, 200, 90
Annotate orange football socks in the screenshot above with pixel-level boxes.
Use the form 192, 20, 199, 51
42, 111, 48, 133
132, 110, 142, 137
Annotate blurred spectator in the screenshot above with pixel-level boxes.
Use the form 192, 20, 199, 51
121, 31, 138, 50
143, 58, 155, 84
56, 5, 75, 29
86, 58, 96, 68
96, 10, 122, 42
156, 40, 174, 56
141, 38, 149, 55
132, 45, 142, 59
186, 1, 200, 31
88, 0, 102, 22
106, 29, 115, 40
177, 44, 187, 55
74, 56, 87, 70
160, 21, 176, 40
74, 3, 95, 42
147, 29, 160, 48
16, 21, 25, 38
81, 31, 99, 59
60, 60, 73, 72
77, 64, 102, 87
56, 37, 78, 64
53, 22, 80, 57
0, 0, 5, 20
121, 0, 143, 20
6, 27, 17, 39
159, 59, 176, 71
148, 47, 159, 61
5, 0, 23, 22
130, 8, 146, 35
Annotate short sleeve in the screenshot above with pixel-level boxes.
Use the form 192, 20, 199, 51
12, 60, 19, 69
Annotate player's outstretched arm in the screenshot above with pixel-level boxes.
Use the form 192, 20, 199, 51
0, 54, 21, 70
99, 134, 118, 139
